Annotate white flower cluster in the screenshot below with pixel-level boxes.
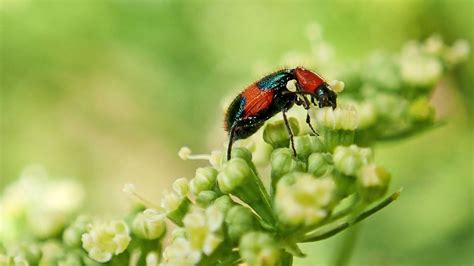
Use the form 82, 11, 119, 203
161, 204, 226, 265
275, 174, 336, 227
81, 220, 131, 263
312, 105, 359, 131
0, 165, 84, 244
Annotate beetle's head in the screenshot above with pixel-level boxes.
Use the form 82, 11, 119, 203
316, 83, 337, 109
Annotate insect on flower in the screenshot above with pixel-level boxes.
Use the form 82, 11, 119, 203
224, 67, 337, 160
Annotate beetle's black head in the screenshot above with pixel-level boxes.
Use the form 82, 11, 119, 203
316, 83, 337, 109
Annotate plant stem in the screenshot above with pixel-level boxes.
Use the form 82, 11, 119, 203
277, 251, 293, 266
301, 189, 401, 242
333, 225, 360, 266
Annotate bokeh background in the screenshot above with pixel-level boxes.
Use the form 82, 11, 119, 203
1, 0, 472, 265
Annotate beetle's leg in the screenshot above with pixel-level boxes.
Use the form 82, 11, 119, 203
293, 84, 318, 135
282, 108, 297, 157
227, 117, 263, 160
227, 125, 236, 160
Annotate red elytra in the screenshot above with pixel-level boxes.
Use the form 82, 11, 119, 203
241, 84, 275, 117
294, 67, 325, 94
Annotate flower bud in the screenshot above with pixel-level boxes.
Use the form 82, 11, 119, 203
408, 97, 435, 123
132, 212, 166, 240
217, 159, 274, 224
212, 195, 234, 214
294, 135, 325, 160
231, 147, 258, 173
196, 190, 218, 207
190, 167, 218, 196
307, 153, 331, 177
81, 220, 131, 263
313, 105, 359, 131
178, 146, 192, 160
63, 215, 91, 248
333, 145, 373, 176
225, 206, 260, 243
275, 173, 336, 227
217, 158, 251, 194
172, 178, 189, 197
357, 164, 391, 202
263, 118, 299, 149
161, 191, 191, 226
270, 148, 306, 193
239, 232, 280, 266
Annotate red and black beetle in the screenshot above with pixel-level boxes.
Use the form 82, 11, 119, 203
224, 67, 337, 160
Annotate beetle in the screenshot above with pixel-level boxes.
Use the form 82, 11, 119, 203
224, 67, 337, 160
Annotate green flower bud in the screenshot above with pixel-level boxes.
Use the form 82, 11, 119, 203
263, 118, 299, 148
63, 215, 91, 248
217, 158, 274, 224
212, 195, 234, 214
190, 167, 218, 196
275, 173, 336, 228
132, 212, 166, 240
307, 153, 331, 177
357, 164, 391, 202
408, 97, 435, 123
333, 145, 373, 176
81, 220, 131, 263
225, 206, 260, 243
270, 148, 306, 194
231, 147, 259, 174
239, 232, 280, 266
217, 158, 251, 193
294, 135, 325, 160
196, 190, 218, 207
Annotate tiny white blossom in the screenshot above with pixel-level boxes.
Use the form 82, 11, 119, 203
81, 220, 131, 263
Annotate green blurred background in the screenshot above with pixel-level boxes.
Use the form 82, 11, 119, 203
1, 0, 472, 265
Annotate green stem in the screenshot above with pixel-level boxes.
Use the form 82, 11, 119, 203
277, 251, 293, 266
333, 225, 360, 266
301, 189, 401, 242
